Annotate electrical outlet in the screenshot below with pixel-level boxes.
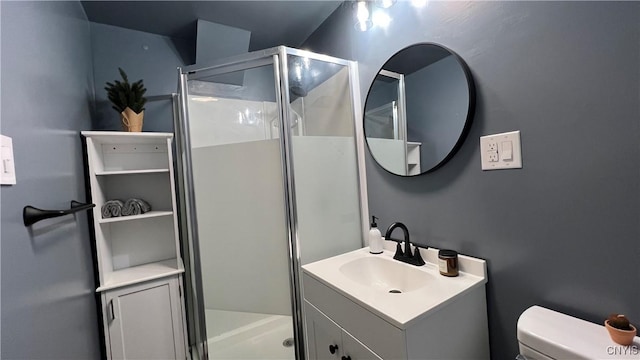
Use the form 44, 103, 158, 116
488, 151, 498, 162
480, 131, 522, 170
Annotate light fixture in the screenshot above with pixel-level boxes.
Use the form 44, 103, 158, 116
375, 0, 395, 8
354, 0, 396, 31
372, 10, 391, 29
355, 1, 373, 32
355, 0, 396, 32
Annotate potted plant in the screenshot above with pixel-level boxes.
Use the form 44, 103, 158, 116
105, 68, 147, 132
605, 314, 637, 346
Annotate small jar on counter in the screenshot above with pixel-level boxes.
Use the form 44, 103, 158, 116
438, 249, 459, 277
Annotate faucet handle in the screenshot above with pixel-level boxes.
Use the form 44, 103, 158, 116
411, 245, 426, 266
403, 241, 414, 258
392, 242, 404, 260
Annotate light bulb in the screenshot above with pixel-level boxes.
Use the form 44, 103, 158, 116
355, 2, 372, 31
372, 10, 391, 29
357, 1, 370, 23
376, 0, 395, 8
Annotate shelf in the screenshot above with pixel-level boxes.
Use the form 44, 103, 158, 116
81, 131, 173, 144
84, 131, 183, 294
99, 211, 174, 224
96, 169, 169, 176
97, 258, 185, 292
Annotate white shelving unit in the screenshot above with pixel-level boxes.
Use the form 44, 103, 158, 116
406, 141, 421, 176
82, 131, 187, 359
95, 169, 170, 176
98, 211, 174, 225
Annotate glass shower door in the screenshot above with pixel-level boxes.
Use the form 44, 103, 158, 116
364, 71, 409, 175
180, 59, 295, 360
177, 47, 368, 360
285, 53, 365, 266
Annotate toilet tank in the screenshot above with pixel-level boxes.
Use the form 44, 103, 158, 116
517, 306, 639, 359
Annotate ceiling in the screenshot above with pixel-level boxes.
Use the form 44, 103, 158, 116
81, 1, 343, 51
384, 44, 451, 75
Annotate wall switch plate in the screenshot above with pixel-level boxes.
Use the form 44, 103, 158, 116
1, 134, 17, 185
480, 131, 522, 170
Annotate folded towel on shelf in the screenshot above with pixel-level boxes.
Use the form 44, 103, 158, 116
101, 200, 124, 218
121, 198, 152, 216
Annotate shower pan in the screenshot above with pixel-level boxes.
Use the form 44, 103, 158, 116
175, 47, 368, 360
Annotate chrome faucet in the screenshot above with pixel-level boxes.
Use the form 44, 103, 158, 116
384, 222, 425, 266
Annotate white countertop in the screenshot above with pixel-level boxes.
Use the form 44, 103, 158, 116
302, 246, 487, 329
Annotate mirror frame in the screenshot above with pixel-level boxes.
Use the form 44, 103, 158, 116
363, 42, 476, 176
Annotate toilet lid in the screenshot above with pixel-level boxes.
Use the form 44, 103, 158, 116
517, 306, 639, 359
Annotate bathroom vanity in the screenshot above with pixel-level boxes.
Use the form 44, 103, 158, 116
302, 247, 489, 359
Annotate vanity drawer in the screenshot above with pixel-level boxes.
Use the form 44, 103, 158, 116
303, 272, 406, 359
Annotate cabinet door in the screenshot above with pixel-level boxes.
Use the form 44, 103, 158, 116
342, 330, 382, 360
305, 302, 342, 360
104, 277, 186, 360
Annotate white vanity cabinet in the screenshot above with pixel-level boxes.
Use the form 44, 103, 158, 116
302, 248, 490, 360
103, 275, 187, 360
82, 132, 188, 360
305, 301, 381, 360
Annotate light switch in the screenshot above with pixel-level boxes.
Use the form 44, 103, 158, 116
501, 141, 513, 160
480, 131, 522, 170
1, 134, 16, 185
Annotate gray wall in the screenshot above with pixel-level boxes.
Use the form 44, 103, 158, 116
304, 1, 640, 358
1, 1, 101, 359
90, 22, 190, 132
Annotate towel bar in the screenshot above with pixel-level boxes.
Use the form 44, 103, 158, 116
23, 200, 95, 226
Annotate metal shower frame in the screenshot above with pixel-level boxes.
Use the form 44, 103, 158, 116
175, 46, 369, 360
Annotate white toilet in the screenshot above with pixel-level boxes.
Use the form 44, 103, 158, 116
517, 305, 639, 359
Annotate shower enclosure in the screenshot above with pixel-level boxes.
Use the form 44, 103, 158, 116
175, 47, 368, 359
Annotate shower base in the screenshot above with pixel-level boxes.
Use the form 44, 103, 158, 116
206, 309, 295, 360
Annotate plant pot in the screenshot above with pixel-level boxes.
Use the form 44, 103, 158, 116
605, 320, 637, 346
121, 107, 144, 132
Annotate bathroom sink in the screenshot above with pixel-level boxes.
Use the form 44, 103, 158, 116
302, 247, 487, 328
339, 256, 434, 293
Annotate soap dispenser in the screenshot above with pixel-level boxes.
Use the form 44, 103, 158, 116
369, 216, 383, 254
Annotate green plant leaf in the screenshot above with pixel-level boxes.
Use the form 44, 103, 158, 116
105, 68, 147, 114
118, 68, 128, 83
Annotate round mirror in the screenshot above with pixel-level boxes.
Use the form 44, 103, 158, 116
364, 43, 475, 176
